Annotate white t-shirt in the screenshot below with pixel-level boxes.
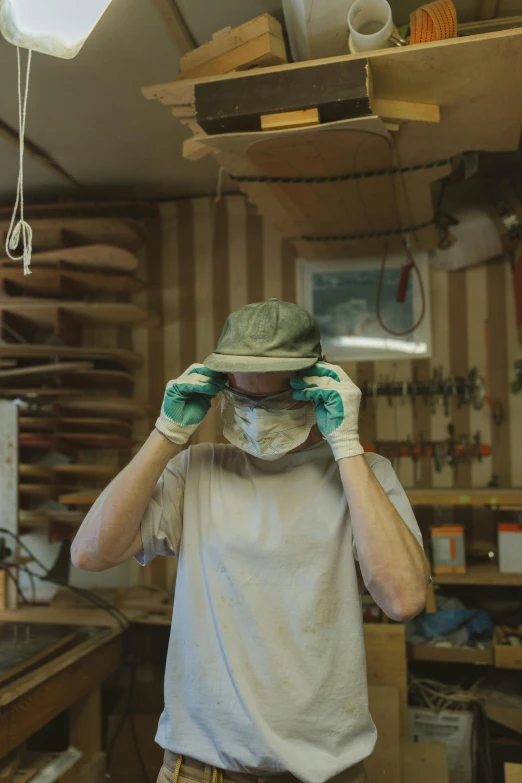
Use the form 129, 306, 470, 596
136, 441, 423, 783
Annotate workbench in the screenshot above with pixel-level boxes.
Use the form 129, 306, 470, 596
0, 621, 123, 780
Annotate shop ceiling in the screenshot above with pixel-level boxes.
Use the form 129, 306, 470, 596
0, 0, 521, 207
0, 0, 282, 205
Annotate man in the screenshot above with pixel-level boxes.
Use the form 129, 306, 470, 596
72, 299, 429, 783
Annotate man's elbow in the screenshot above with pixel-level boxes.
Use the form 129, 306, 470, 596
386, 589, 428, 622
70, 540, 110, 573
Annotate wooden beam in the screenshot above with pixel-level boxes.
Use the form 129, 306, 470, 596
0, 400, 18, 610
364, 624, 408, 738
0, 746, 24, 783
372, 98, 440, 123
366, 686, 401, 783
459, 15, 522, 34
0, 118, 85, 190
0, 362, 92, 382
152, 0, 197, 54
0, 344, 143, 372
180, 15, 283, 73
177, 32, 287, 81
61, 688, 102, 783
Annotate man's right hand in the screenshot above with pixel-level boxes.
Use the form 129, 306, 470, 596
156, 363, 227, 444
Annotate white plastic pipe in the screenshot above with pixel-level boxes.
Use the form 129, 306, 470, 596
348, 0, 393, 52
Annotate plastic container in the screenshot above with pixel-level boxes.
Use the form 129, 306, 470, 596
347, 0, 394, 52
431, 525, 466, 574
498, 523, 522, 573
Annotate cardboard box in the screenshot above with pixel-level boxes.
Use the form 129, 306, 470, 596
409, 707, 473, 783
498, 523, 522, 573
494, 628, 522, 670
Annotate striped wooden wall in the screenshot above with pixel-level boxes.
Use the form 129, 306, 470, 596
147, 195, 521, 494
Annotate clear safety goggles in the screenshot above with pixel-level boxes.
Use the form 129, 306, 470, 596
222, 386, 300, 412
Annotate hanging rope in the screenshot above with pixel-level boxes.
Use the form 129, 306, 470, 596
5, 47, 33, 276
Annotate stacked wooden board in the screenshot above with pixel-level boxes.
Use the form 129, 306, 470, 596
0, 230, 150, 546
143, 27, 522, 258
177, 15, 288, 81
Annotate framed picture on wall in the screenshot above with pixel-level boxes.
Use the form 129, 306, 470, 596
297, 252, 432, 362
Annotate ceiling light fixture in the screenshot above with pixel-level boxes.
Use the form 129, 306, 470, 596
0, 0, 113, 59
0, 0, 113, 274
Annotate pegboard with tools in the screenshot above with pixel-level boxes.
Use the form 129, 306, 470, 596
369, 425, 491, 473
359, 368, 485, 414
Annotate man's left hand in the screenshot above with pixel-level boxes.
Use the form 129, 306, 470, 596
290, 361, 364, 461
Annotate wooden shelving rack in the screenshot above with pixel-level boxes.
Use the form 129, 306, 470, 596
407, 488, 522, 509
0, 218, 153, 605
433, 565, 522, 587
143, 28, 522, 259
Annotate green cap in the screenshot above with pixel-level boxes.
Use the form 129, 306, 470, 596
204, 299, 322, 373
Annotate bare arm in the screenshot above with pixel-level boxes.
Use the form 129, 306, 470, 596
71, 364, 226, 572
291, 362, 430, 621
338, 455, 430, 621
71, 430, 178, 572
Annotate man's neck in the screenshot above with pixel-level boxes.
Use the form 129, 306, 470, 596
289, 425, 324, 454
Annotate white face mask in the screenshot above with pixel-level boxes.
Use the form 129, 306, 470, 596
221, 398, 317, 460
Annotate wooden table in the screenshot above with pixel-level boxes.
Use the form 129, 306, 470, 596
0, 624, 123, 775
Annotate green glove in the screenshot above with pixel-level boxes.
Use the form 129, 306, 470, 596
156, 363, 227, 445
290, 361, 364, 461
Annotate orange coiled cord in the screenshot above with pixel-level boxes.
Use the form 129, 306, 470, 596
410, 0, 457, 44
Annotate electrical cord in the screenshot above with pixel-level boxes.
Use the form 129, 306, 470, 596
376, 240, 427, 337
19, 565, 129, 631
347, 130, 428, 338
0, 527, 130, 631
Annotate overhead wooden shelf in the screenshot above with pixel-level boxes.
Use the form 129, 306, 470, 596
19, 509, 84, 528
0, 268, 145, 298
0, 298, 155, 330
50, 463, 119, 480
0, 244, 140, 272
59, 369, 134, 388
54, 396, 151, 420
434, 565, 522, 586
59, 489, 101, 505
18, 509, 85, 541
19, 416, 133, 436
19, 464, 53, 480
0, 360, 93, 383
408, 642, 494, 666
6, 368, 135, 389
19, 483, 75, 499
20, 463, 119, 481
0, 220, 144, 252
0, 387, 84, 399
143, 28, 522, 257
19, 432, 135, 450
407, 488, 522, 508
0, 344, 143, 371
